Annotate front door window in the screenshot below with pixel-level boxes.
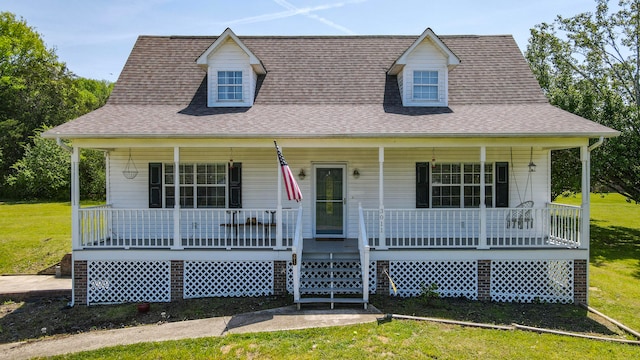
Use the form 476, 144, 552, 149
315, 166, 345, 236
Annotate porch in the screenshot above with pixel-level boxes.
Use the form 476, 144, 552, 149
78, 203, 581, 250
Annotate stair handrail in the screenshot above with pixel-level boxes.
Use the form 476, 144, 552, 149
291, 205, 304, 304
358, 203, 370, 306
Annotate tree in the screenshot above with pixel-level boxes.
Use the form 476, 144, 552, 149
0, 12, 78, 183
0, 12, 112, 200
526, 0, 640, 202
6, 127, 70, 200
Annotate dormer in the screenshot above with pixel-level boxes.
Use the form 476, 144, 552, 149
196, 28, 266, 107
388, 28, 460, 107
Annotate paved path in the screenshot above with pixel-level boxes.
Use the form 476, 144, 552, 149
0, 275, 71, 299
0, 275, 381, 359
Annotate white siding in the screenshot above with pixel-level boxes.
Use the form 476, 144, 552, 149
206, 38, 255, 107
402, 38, 449, 107
106, 146, 551, 240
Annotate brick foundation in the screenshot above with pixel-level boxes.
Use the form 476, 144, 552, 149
273, 261, 287, 295
477, 260, 491, 301
376, 260, 390, 294
171, 260, 184, 301
73, 260, 88, 305
573, 259, 587, 305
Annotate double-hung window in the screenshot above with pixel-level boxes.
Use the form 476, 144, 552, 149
164, 163, 227, 208
217, 71, 243, 101
413, 70, 439, 101
428, 163, 494, 208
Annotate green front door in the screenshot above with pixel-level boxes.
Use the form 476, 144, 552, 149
314, 165, 346, 237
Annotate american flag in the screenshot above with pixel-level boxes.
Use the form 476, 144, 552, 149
274, 141, 303, 202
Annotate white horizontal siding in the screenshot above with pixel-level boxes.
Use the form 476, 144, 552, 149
106, 146, 550, 239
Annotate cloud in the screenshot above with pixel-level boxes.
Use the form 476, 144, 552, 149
221, 0, 364, 34
273, 0, 359, 34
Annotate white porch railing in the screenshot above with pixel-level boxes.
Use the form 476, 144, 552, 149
78, 207, 298, 249
363, 203, 581, 249
358, 204, 370, 306
291, 206, 304, 305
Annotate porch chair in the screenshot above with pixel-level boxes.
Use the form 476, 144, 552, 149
506, 200, 534, 229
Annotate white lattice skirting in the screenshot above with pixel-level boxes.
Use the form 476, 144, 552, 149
184, 261, 274, 298
389, 260, 478, 299
87, 260, 171, 304
491, 260, 574, 303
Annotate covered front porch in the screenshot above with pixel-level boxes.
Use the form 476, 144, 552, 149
66, 138, 594, 306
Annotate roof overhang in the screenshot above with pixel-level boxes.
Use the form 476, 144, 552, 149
388, 28, 461, 75
196, 28, 266, 74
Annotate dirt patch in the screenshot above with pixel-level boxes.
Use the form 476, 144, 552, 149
0, 295, 291, 343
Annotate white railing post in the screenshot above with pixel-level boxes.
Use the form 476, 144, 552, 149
71, 146, 81, 249
292, 206, 303, 305
275, 154, 285, 250
358, 203, 370, 307
478, 146, 489, 249
580, 146, 589, 250
378, 147, 388, 249
172, 147, 182, 250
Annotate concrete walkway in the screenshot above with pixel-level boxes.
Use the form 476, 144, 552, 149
0, 275, 381, 359
0, 275, 71, 299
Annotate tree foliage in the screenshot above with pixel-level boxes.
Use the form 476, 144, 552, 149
526, 0, 640, 202
0, 12, 112, 200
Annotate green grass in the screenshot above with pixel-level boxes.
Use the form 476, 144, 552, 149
50, 320, 640, 359
0, 201, 72, 274
555, 193, 640, 331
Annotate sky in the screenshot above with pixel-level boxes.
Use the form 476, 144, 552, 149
4, 0, 599, 82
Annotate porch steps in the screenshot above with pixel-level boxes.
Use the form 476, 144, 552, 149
297, 251, 367, 310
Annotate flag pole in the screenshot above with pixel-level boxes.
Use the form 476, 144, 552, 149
275, 140, 284, 249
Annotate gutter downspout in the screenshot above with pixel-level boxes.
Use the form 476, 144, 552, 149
55, 138, 75, 308
588, 136, 605, 152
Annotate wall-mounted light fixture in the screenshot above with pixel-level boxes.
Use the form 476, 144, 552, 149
528, 147, 537, 172
353, 169, 360, 179
298, 169, 306, 180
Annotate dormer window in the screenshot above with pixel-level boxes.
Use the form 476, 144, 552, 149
388, 28, 460, 107
413, 71, 438, 101
196, 28, 267, 108
218, 71, 243, 101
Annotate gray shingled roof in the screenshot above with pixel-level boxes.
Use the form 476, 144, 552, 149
45, 34, 619, 139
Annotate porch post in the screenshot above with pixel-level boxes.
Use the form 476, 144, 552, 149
580, 146, 590, 250
478, 146, 489, 249
378, 147, 387, 249
172, 147, 182, 250
71, 146, 81, 250
275, 148, 284, 249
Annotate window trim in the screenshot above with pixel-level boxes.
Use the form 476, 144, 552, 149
412, 70, 439, 101
217, 70, 243, 102
418, 162, 496, 209
163, 163, 228, 209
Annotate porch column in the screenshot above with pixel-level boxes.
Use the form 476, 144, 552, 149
71, 146, 81, 250
275, 147, 284, 249
172, 147, 182, 250
580, 145, 590, 250
378, 147, 387, 249
478, 146, 489, 249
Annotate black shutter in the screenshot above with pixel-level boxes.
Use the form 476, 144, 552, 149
149, 163, 163, 208
416, 162, 430, 208
229, 163, 242, 208
495, 162, 509, 208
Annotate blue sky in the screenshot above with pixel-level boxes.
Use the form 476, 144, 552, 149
5, 0, 597, 82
